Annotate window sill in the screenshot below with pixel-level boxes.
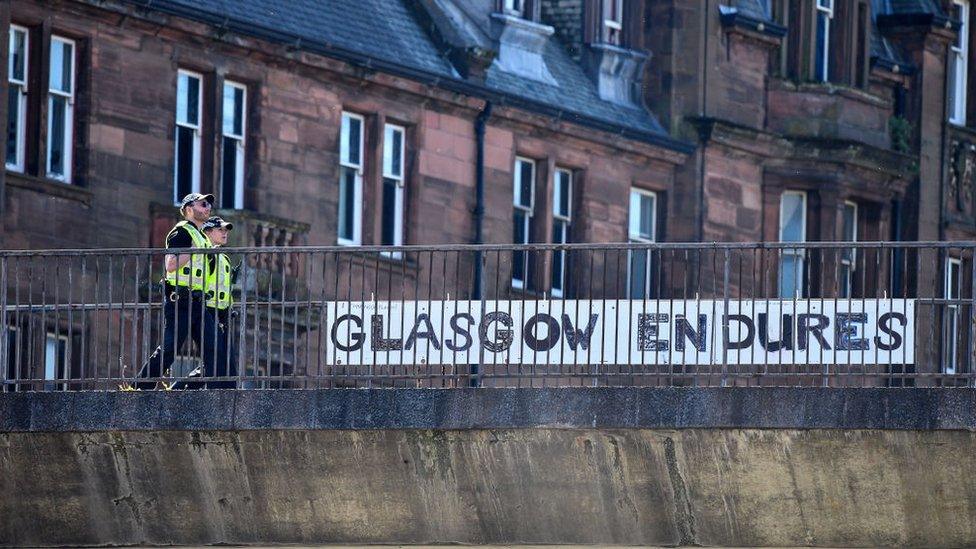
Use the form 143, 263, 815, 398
341, 248, 422, 278
5, 171, 92, 206
768, 78, 889, 109
948, 121, 974, 134
510, 285, 554, 300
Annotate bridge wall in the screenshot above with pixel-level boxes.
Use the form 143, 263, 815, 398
2, 388, 975, 547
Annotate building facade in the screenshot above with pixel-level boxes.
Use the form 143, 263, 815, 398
1, 0, 974, 382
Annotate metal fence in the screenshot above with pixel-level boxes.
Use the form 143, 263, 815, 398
0, 241, 972, 390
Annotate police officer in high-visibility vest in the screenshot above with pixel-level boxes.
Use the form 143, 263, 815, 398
137, 193, 222, 388
200, 215, 238, 388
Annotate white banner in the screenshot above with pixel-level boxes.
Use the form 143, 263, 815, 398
324, 299, 915, 366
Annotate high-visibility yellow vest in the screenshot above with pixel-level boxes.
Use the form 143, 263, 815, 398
164, 221, 212, 291
205, 253, 233, 310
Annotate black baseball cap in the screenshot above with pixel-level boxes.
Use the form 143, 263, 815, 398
202, 216, 233, 231
179, 193, 215, 212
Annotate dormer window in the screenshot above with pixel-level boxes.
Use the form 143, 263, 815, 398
602, 0, 623, 45
584, 0, 640, 50
503, 0, 523, 17
499, 0, 541, 21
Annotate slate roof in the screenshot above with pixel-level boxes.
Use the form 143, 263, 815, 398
437, 1, 668, 137
870, 0, 943, 72
123, 0, 680, 149
879, 0, 946, 15
732, 0, 773, 21
870, 28, 906, 66
870, 0, 908, 70
134, 0, 457, 78
484, 39, 666, 138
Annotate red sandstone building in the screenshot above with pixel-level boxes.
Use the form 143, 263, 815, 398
1, 0, 974, 381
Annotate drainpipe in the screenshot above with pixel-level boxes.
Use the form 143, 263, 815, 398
697, 0, 710, 245
688, 0, 711, 293
891, 199, 903, 297
891, 86, 905, 297
939, 52, 948, 244
473, 101, 493, 300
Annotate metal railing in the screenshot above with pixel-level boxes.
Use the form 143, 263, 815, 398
0, 241, 972, 390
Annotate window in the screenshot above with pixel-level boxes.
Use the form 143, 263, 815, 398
6, 25, 28, 172
854, 2, 869, 88
338, 112, 364, 245
840, 201, 857, 298
46, 36, 74, 182
174, 70, 202, 204
503, 0, 523, 16
778, 191, 807, 298
512, 157, 535, 289
627, 188, 656, 299
551, 168, 572, 297
944, 257, 962, 374
814, 0, 833, 82
602, 0, 623, 45
220, 81, 246, 209
950, 0, 969, 124
785, 0, 871, 86
381, 123, 406, 258
44, 332, 67, 391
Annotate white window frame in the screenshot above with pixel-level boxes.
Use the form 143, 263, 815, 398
220, 80, 247, 209
338, 111, 364, 246
6, 25, 28, 173
381, 123, 406, 259
815, 0, 833, 82
512, 156, 535, 290
602, 0, 623, 45
551, 168, 572, 298
627, 188, 657, 300
944, 257, 963, 374
44, 332, 68, 391
46, 35, 75, 183
174, 69, 203, 204
951, 0, 970, 125
840, 200, 857, 298
503, 0, 523, 16
778, 191, 807, 299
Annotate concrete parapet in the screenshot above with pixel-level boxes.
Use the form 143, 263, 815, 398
3, 387, 976, 432
1, 388, 975, 547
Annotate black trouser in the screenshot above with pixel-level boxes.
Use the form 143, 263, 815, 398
203, 307, 238, 389
137, 285, 228, 389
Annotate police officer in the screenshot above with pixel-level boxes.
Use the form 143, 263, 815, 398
200, 215, 238, 388
137, 193, 222, 388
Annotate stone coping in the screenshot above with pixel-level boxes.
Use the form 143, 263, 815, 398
2, 387, 975, 432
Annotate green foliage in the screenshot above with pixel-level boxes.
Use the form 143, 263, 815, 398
890, 116, 912, 153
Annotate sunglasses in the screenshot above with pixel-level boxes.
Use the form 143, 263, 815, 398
194, 201, 213, 209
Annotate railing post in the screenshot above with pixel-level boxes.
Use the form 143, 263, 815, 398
0, 256, 7, 391
472, 249, 487, 388
721, 247, 730, 387
238, 253, 248, 389
970, 245, 976, 387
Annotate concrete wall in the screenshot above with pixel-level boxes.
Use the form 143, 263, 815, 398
2, 388, 976, 547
